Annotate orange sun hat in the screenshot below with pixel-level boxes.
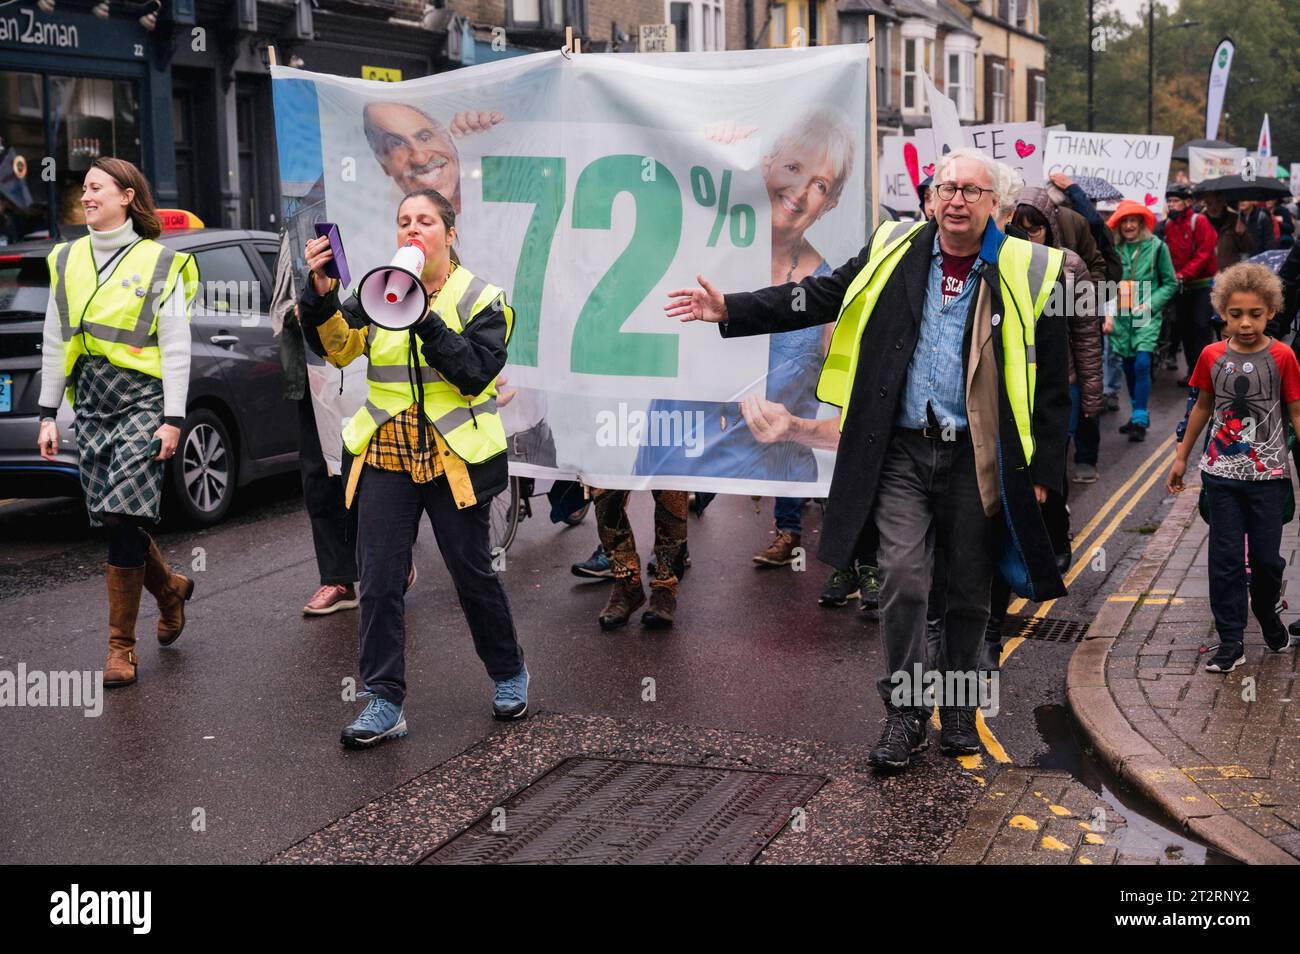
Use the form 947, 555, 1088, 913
1106, 199, 1157, 233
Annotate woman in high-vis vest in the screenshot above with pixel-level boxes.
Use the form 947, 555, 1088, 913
299, 188, 527, 749
36, 158, 200, 689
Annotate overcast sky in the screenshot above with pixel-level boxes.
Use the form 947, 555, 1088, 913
1105, 0, 1184, 25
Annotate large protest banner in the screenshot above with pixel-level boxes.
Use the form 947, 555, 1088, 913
1043, 130, 1174, 214
272, 46, 868, 497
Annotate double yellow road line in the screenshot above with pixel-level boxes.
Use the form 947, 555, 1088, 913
1007, 433, 1177, 619
974, 434, 1177, 764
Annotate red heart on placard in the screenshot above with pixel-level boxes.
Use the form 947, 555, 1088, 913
1014, 139, 1036, 159
922, 163, 936, 177
1144, 193, 1158, 206
903, 142, 921, 190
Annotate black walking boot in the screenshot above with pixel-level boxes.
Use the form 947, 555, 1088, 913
867, 704, 929, 772
939, 706, 981, 756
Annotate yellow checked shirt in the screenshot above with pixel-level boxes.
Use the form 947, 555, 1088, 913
365, 405, 443, 483
313, 269, 457, 486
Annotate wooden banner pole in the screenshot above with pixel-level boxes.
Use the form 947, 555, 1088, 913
867, 15, 879, 228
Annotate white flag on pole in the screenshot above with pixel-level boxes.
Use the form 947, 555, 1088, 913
1258, 112, 1272, 157
923, 72, 965, 164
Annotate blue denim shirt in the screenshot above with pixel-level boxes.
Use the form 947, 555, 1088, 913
895, 233, 987, 431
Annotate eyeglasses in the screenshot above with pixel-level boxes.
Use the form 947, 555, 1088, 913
935, 182, 995, 203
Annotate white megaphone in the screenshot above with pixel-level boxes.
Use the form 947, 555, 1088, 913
358, 239, 428, 330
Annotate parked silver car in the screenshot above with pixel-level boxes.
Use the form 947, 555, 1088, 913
0, 228, 299, 526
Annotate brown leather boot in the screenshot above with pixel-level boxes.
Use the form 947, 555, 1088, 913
142, 534, 194, 645
752, 530, 801, 566
599, 578, 646, 631
642, 579, 677, 629
105, 564, 146, 688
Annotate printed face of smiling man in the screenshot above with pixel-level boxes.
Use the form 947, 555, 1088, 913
363, 102, 462, 211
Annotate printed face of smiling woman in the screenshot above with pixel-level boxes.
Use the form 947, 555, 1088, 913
762, 142, 841, 238
365, 102, 461, 208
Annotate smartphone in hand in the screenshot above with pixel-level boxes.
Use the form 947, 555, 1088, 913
313, 222, 352, 287
148, 437, 163, 460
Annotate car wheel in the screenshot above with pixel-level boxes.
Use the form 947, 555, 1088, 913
168, 408, 237, 527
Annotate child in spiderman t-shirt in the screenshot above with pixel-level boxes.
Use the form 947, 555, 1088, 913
1168, 263, 1300, 672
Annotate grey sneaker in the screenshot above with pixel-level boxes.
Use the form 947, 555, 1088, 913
492, 665, 530, 720
1072, 463, 1098, 484
340, 697, 407, 749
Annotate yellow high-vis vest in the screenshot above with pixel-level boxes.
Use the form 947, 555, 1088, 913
342, 266, 512, 467
47, 237, 199, 397
817, 221, 1063, 464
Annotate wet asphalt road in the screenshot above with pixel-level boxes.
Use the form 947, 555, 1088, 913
0, 370, 1196, 863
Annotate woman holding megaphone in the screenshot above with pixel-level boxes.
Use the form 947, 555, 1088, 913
300, 188, 527, 749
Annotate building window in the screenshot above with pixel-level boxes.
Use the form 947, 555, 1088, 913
903, 36, 932, 113
987, 57, 1008, 124
770, 3, 786, 46
670, 2, 690, 49
1030, 70, 1046, 124
508, 0, 584, 33
667, 0, 725, 51
945, 42, 975, 121
877, 22, 890, 108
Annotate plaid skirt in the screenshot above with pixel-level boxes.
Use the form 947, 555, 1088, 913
72, 356, 166, 528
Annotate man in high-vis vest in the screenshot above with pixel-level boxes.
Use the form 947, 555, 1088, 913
667, 148, 1072, 773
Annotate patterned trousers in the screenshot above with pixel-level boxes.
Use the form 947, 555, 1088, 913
591, 488, 688, 590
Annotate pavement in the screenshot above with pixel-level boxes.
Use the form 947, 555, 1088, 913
1068, 468, 1300, 865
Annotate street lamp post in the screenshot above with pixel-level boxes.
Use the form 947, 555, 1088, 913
1147, 6, 1199, 135
1087, 0, 1094, 131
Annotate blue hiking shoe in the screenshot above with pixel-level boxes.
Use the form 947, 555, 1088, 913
571, 546, 614, 580
340, 697, 407, 749
493, 665, 530, 721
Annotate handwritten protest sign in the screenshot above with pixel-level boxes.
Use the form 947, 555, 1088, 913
879, 123, 1041, 213
965, 122, 1044, 185
1187, 146, 1246, 184
879, 135, 935, 214
1044, 130, 1173, 214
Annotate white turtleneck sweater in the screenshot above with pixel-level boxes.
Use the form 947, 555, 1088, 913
40, 219, 192, 424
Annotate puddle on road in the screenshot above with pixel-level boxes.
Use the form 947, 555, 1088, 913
1030, 703, 1240, 866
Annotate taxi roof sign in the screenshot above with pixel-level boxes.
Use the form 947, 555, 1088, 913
157, 209, 205, 231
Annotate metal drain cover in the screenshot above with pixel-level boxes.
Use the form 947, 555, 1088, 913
421, 757, 824, 865
1008, 617, 1090, 643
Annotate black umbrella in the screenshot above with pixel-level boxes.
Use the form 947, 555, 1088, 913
1192, 174, 1290, 201
1172, 138, 1240, 161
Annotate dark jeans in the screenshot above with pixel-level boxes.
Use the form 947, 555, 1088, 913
1173, 285, 1214, 377
298, 393, 357, 585
356, 467, 524, 707
872, 429, 998, 705
774, 496, 802, 534
1203, 473, 1287, 644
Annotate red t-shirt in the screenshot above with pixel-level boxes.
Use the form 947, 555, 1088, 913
940, 251, 978, 307
1188, 339, 1300, 480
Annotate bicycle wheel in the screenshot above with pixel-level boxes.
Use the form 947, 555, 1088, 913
490, 475, 523, 555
